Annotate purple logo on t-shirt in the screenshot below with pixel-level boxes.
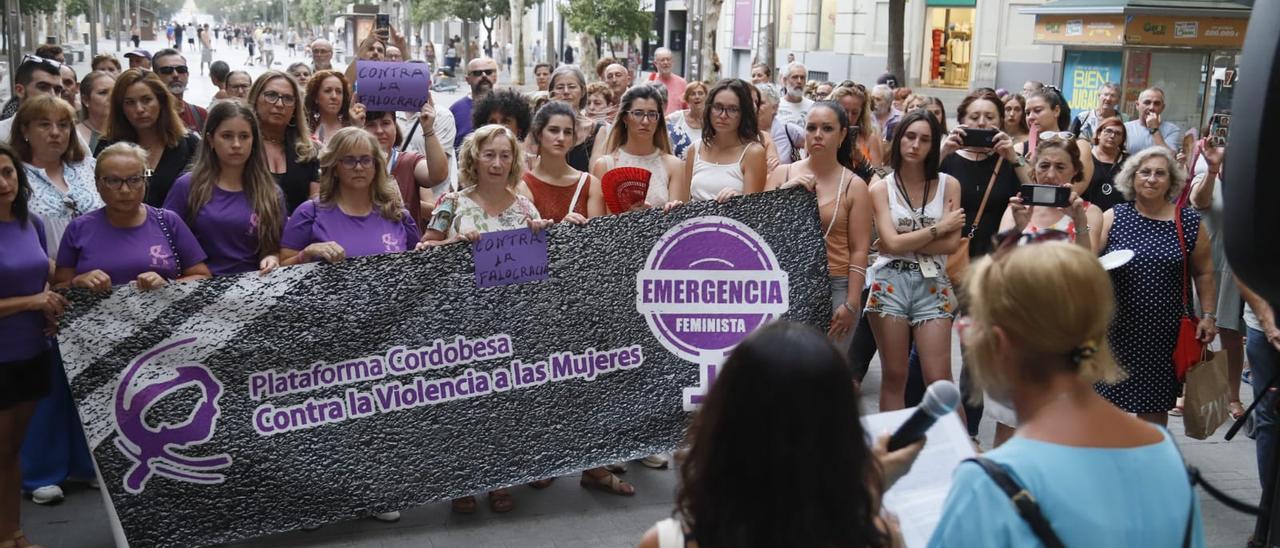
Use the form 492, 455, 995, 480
381, 232, 400, 252
247, 213, 259, 236
113, 337, 231, 494
636, 216, 789, 410
149, 245, 171, 268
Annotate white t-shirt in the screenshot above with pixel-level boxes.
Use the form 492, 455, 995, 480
776, 97, 814, 128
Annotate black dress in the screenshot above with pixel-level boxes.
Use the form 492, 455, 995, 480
1083, 153, 1127, 211
567, 121, 603, 173
940, 152, 1021, 258
273, 131, 321, 215
95, 133, 201, 207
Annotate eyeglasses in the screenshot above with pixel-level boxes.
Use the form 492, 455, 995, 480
711, 104, 741, 117
22, 54, 62, 70
628, 110, 661, 121
469, 69, 496, 77
1136, 168, 1169, 180
261, 90, 296, 106
1098, 128, 1122, 137
1038, 130, 1074, 142
155, 65, 190, 75
99, 175, 147, 189
339, 155, 374, 169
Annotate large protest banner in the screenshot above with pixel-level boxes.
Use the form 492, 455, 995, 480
57, 190, 831, 547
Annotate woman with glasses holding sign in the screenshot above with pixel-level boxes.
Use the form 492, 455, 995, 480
249, 71, 320, 215
548, 66, 609, 173
0, 142, 70, 548
279, 127, 418, 267
54, 142, 211, 291
765, 102, 871, 349
591, 86, 684, 211
163, 102, 286, 276
865, 110, 965, 413
11, 97, 103, 507
94, 69, 200, 207
669, 79, 767, 205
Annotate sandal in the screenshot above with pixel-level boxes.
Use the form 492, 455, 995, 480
488, 489, 514, 513
1230, 400, 1247, 420
579, 470, 635, 496
1169, 396, 1185, 417
450, 496, 477, 514
528, 478, 556, 489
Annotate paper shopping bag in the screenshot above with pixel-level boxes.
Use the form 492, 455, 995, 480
1183, 350, 1230, 440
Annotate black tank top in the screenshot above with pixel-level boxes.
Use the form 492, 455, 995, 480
567, 121, 603, 172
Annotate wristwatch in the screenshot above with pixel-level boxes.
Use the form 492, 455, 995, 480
1148, 126, 1159, 135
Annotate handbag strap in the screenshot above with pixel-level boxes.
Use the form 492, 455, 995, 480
966, 457, 1067, 548
1173, 207, 1193, 315
150, 205, 183, 274
567, 171, 589, 216
966, 156, 1004, 239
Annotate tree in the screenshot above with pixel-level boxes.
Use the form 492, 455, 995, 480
698, 0, 723, 82
887, 0, 906, 87
446, 0, 512, 56
561, 0, 654, 80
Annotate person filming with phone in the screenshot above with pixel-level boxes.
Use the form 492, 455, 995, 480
999, 137, 1102, 252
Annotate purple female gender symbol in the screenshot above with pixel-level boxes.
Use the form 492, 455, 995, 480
114, 337, 232, 494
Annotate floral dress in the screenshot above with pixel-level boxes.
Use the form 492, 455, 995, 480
443, 187, 541, 238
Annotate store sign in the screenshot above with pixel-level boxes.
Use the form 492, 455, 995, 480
1124, 16, 1247, 48
1062, 51, 1123, 118
57, 190, 830, 548
1034, 15, 1124, 46
732, 0, 753, 49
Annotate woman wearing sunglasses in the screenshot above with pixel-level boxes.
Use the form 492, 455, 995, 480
249, 70, 320, 215
1022, 88, 1093, 195
94, 69, 200, 207
280, 128, 419, 268
670, 79, 767, 205
163, 102, 286, 276
592, 85, 684, 210
932, 242, 1204, 547
1096, 147, 1216, 427
54, 142, 211, 291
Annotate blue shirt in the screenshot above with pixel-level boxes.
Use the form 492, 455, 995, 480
450, 96, 475, 149
929, 430, 1204, 548
1124, 119, 1183, 154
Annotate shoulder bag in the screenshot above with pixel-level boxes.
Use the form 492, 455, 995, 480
1173, 208, 1205, 382
945, 156, 1003, 285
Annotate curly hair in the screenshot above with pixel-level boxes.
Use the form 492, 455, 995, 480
1113, 146, 1187, 202
304, 70, 352, 127
585, 82, 614, 106
316, 127, 404, 220
457, 124, 524, 190
472, 89, 533, 140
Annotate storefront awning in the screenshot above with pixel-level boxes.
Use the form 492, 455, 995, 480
1023, 0, 1251, 48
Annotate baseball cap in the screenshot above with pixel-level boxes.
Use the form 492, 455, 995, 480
124, 49, 151, 59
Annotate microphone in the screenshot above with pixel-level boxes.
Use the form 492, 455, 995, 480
887, 380, 962, 451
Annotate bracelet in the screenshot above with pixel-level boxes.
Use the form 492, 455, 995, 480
842, 302, 858, 314
1203, 312, 1217, 320
848, 265, 867, 275
929, 226, 938, 239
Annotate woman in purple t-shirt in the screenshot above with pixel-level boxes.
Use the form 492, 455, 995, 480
0, 143, 68, 548
280, 127, 419, 265
54, 143, 212, 291
164, 102, 286, 276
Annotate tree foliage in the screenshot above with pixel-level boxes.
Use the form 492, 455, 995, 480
561, 0, 653, 48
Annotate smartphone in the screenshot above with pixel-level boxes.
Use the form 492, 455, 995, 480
1021, 184, 1072, 208
1208, 113, 1230, 147
961, 127, 998, 148
375, 14, 390, 34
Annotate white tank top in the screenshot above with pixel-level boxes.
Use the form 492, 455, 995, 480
871, 172, 952, 272
689, 143, 748, 201
614, 149, 671, 208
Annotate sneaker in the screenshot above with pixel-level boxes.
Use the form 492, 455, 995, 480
31, 485, 64, 505
640, 454, 669, 469
371, 511, 401, 523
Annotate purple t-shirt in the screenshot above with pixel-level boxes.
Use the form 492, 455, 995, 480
281, 200, 420, 260
0, 216, 50, 362
57, 207, 208, 285
450, 96, 475, 149
164, 173, 287, 276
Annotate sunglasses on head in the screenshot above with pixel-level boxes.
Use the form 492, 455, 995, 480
22, 54, 62, 69
993, 228, 1072, 257
1038, 130, 1075, 142
155, 65, 189, 75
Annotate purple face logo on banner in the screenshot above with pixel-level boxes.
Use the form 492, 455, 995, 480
113, 337, 232, 494
636, 216, 789, 410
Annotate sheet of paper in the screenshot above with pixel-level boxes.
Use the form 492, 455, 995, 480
354, 60, 432, 112
472, 227, 550, 288
862, 407, 976, 548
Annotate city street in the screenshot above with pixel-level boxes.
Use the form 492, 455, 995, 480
6, 35, 1262, 548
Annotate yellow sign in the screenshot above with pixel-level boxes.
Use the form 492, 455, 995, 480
1034, 14, 1125, 46
1124, 16, 1247, 48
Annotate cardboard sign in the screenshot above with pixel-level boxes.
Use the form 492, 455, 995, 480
355, 60, 431, 112
473, 227, 549, 288
57, 189, 830, 547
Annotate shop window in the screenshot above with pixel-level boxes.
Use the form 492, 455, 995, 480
1125, 50, 1207, 137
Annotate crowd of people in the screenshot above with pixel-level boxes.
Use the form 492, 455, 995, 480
0, 23, 1275, 547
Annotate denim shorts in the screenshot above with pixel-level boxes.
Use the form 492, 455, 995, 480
865, 261, 958, 325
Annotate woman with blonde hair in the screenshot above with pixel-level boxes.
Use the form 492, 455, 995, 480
1096, 146, 1216, 426
75, 70, 115, 152
94, 69, 199, 206
279, 127, 418, 267
248, 70, 320, 214
827, 85, 882, 169
163, 102, 286, 275
666, 80, 708, 160
305, 70, 362, 146
933, 242, 1203, 547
